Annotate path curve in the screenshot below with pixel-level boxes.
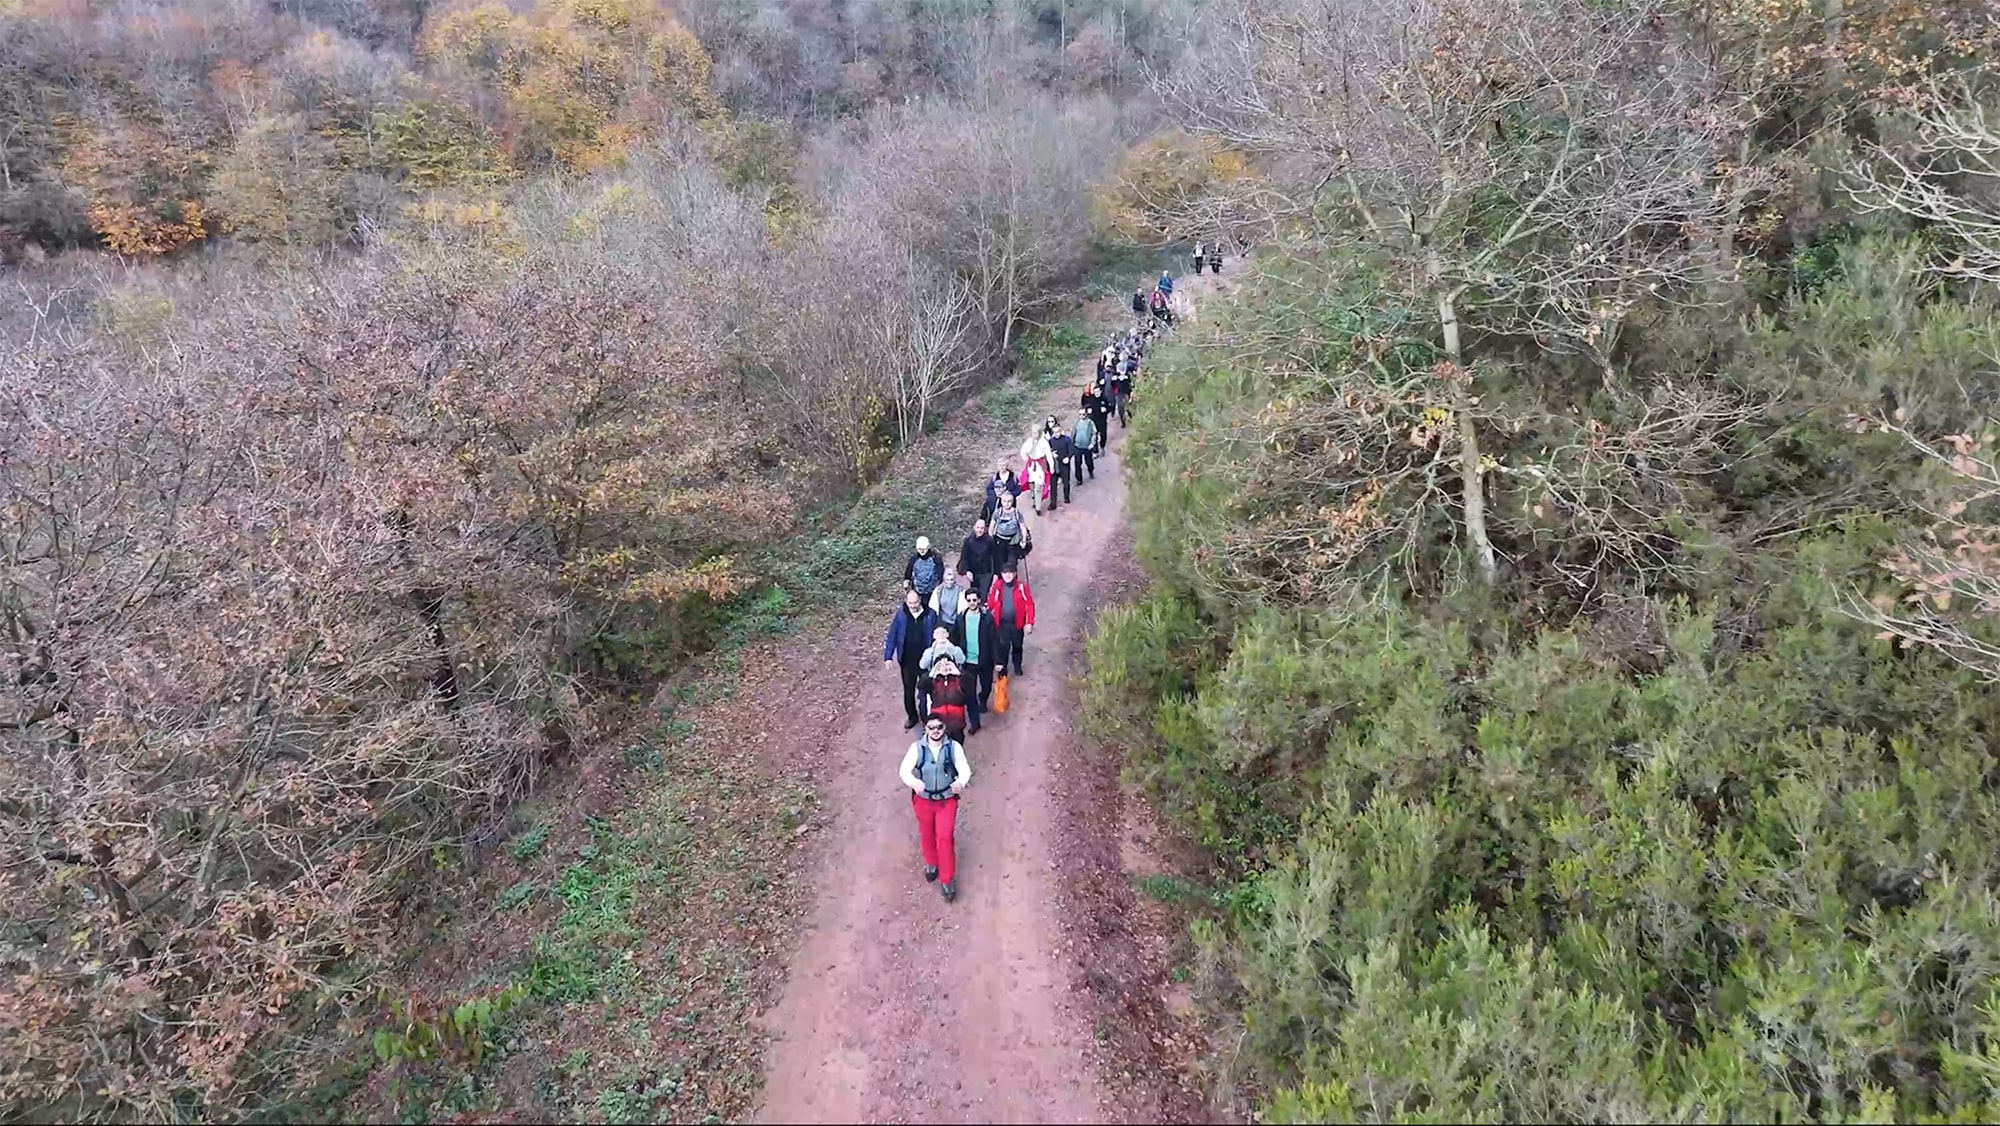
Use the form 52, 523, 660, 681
755, 266, 1223, 1125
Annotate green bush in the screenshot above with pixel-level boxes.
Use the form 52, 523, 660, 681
1091, 544, 2000, 1120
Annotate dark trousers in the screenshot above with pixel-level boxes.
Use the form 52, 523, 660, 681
1092, 413, 1110, 452
900, 660, 925, 725
968, 573, 993, 607
1053, 458, 1072, 505
968, 661, 994, 710
994, 627, 1026, 675
1075, 446, 1095, 479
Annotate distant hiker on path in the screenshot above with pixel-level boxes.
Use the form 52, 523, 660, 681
1107, 363, 1131, 429
1131, 286, 1148, 318
958, 520, 997, 601
905, 536, 945, 600
1073, 410, 1097, 481
884, 589, 939, 731
1021, 428, 1054, 515
900, 716, 970, 903
952, 589, 998, 710
1083, 381, 1110, 453
1048, 417, 1075, 508
1192, 242, 1205, 274
990, 490, 1030, 575
981, 462, 1022, 523
930, 566, 971, 627
986, 566, 1035, 678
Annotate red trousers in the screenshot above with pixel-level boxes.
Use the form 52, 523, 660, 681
911, 794, 960, 885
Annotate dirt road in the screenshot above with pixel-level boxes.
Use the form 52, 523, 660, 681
755, 270, 1216, 1125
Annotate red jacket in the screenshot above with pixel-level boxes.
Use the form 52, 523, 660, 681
986, 575, 1036, 629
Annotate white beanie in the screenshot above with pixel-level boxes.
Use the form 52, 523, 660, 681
916, 536, 930, 552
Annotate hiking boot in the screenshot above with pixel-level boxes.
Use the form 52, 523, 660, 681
905, 718, 919, 731
940, 881, 958, 903
923, 865, 939, 882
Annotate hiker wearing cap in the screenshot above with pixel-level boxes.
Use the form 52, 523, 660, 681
986, 566, 1035, 677
1048, 417, 1075, 508
883, 588, 939, 730
904, 536, 946, 601
951, 588, 999, 710
900, 716, 971, 902
980, 462, 1023, 523
1073, 410, 1097, 481
957, 519, 998, 604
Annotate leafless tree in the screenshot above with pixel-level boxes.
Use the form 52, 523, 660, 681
1851, 85, 2000, 285
883, 249, 979, 442
1158, 0, 1736, 583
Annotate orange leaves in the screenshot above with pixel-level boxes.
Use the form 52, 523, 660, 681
61, 125, 212, 256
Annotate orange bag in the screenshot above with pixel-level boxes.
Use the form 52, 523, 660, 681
991, 674, 1010, 715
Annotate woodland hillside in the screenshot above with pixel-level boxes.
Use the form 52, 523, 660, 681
0, 0, 1179, 1118
16, 0, 2000, 1121
1086, 0, 2000, 1119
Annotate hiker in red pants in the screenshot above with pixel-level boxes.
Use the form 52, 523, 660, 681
900, 714, 972, 902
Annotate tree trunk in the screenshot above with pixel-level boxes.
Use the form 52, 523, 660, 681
1821, 0, 1846, 96
1434, 279, 1497, 584
1700, 132, 1750, 308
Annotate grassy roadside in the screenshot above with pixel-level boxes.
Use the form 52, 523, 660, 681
311, 271, 1149, 1125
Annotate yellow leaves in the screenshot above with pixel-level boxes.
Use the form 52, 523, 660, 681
1098, 130, 1256, 244
566, 550, 754, 605
1409, 405, 1455, 448
422, 0, 720, 172
409, 195, 510, 231
422, 4, 522, 74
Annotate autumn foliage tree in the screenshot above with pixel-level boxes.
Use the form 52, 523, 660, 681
421, 0, 720, 173
0, 241, 797, 1118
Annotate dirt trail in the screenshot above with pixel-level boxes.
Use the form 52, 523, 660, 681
755, 267, 1222, 1125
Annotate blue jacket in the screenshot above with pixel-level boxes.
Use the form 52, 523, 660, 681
1157, 273, 1174, 295
884, 605, 940, 665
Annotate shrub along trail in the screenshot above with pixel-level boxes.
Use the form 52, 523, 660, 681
755, 270, 1220, 1124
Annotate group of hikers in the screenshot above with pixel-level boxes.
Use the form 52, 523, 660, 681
1134, 253, 1216, 328
884, 268, 1186, 904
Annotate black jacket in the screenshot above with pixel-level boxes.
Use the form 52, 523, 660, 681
981, 473, 1023, 521
959, 533, 997, 577
952, 609, 1002, 666
1049, 432, 1075, 461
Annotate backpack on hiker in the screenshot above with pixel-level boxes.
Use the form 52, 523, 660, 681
914, 738, 962, 799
